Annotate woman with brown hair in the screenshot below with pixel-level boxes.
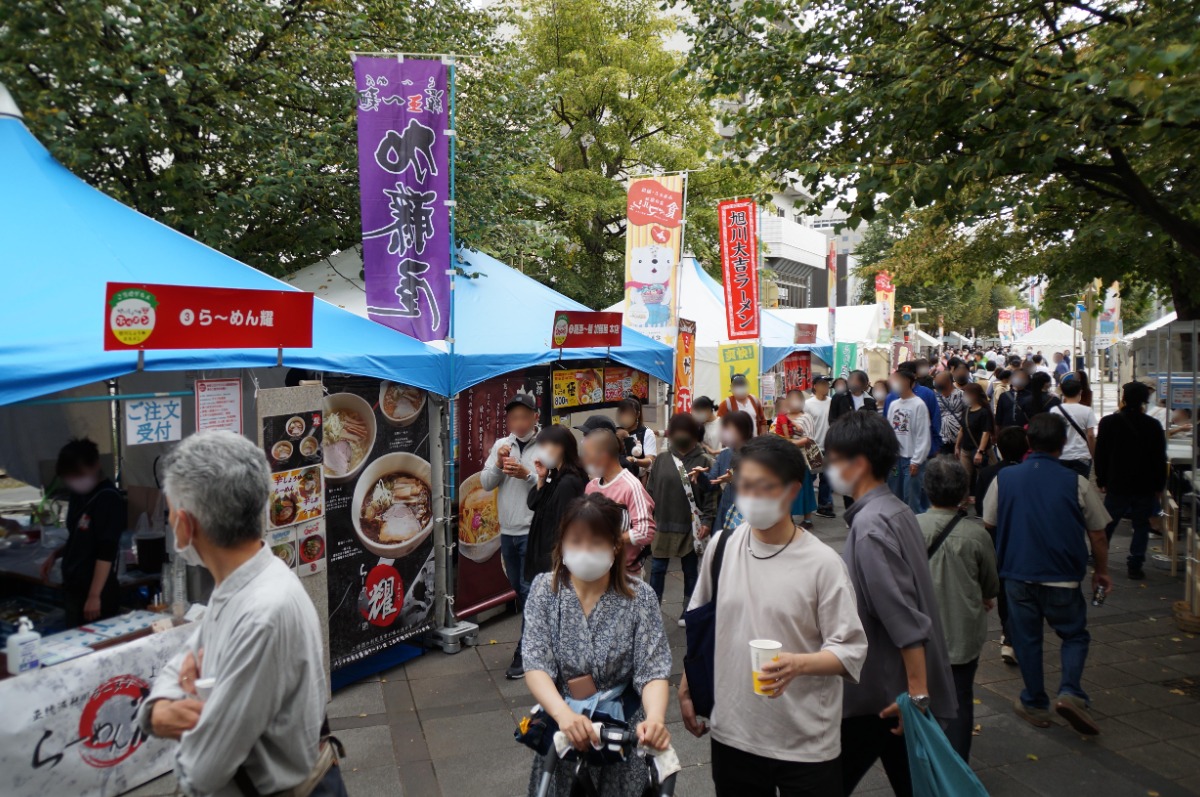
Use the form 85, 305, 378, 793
521, 493, 672, 796
955, 382, 994, 498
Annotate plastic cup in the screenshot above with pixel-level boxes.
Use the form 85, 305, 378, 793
750, 639, 783, 696
193, 677, 216, 701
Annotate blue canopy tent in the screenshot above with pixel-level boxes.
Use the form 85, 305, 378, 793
0, 101, 448, 406
450, 249, 674, 394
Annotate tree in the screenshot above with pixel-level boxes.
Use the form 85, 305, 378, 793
502, 0, 768, 308
1, 0, 499, 275
683, 0, 1200, 317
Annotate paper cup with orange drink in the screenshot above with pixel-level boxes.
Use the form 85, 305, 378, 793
750, 639, 783, 695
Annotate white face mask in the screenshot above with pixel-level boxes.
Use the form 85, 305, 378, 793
872, 389, 886, 402
514, 429, 536, 444
64, 474, 99, 494
172, 517, 205, 569
535, 446, 559, 470
826, 462, 856, 496
732, 386, 749, 399
735, 494, 787, 530
562, 547, 614, 582
586, 464, 604, 480
834, 386, 847, 395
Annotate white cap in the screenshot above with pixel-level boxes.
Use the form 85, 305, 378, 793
0, 83, 24, 119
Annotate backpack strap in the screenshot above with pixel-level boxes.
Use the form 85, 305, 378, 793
710, 524, 736, 600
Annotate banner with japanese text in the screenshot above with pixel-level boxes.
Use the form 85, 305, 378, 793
833, 342, 858, 379
717, 200, 760, 340
718, 343, 759, 400
623, 175, 685, 348
355, 57, 451, 341
321, 376, 436, 670
874, 271, 895, 344
826, 240, 838, 342
782, 352, 812, 392
674, 318, 697, 413
1096, 280, 1122, 349
1014, 309, 1031, 336
997, 308, 1013, 338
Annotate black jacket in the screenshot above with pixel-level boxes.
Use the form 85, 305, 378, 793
524, 469, 586, 581
1094, 409, 1167, 495
830, 392, 878, 425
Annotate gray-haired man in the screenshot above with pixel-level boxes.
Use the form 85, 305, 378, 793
137, 431, 334, 797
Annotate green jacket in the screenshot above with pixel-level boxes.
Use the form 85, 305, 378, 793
917, 508, 1000, 666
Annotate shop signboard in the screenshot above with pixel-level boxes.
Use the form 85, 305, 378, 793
456, 371, 549, 616
550, 311, 623, 349
673, 318, 697, 413
103, 283, 313, 350
195, 377, 242, 433
321, 376, 437, 670
0, 623, 193, 797
353, 57, 451, 341
623, 175, 685, 348
718, 343, 759, 399
717, 199, 760, 340
794, 323, 818, 345
782, 352, 812, 392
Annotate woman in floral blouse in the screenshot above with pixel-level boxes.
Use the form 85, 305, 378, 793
522, 493, 672, 797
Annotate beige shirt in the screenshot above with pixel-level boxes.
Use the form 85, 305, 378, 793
689, 525, 868, 763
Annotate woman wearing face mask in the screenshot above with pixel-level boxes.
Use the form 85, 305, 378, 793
40, 438, 127, 626
996, 369, 1030, 429
1017, 371, 1060, 421
646, 415, 718, 615
691, 410, 755, 533
525, 425, 589, 585
522, 494, 672, 796
954, 382, 994, 498
832, 377, 849, 396
614, 397, 657, 477
679, 435, 867, 795
872, 381, 889, 413
774, 389, 818, 529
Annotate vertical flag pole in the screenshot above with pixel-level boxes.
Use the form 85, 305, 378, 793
756, 202, 764, 408
442, 54, 461, 635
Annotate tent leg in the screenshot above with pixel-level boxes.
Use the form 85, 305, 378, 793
431, 392, 478, 654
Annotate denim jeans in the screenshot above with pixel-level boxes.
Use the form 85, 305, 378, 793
817, 471, 833, 508
1103, 492, 1156, 569
1005, 581, 1090, 710
649, 551, 698, 606
500, 534, 531, 609
887, 456, 925, 515
946, 658, 979, 761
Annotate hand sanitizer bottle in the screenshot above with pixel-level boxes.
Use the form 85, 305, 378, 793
6, 616, 41, 674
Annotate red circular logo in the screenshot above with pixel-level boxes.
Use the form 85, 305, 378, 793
360, 564, 404, 627
650, 225, 670, 244
77, 674, 150, 768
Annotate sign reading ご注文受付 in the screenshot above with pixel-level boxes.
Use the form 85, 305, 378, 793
124, 398, 182, 446
104, 283, 313, 350
354, 57, 451, 342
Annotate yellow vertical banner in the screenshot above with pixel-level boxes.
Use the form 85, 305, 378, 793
623, 175, 685, 348
718, 343, 760, 399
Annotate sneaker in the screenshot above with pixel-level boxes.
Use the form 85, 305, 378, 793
677, 615, 687, 628
1128, 565, 1146, 580
505, 651, 525, 680
1055, 694, 1100, 735
1013, 699, 1053, 729
1001, 644, 1018, 666
800, 520, 815, 531
815, 507, 837, 519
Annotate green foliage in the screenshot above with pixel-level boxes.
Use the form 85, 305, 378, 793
1, 0, 497, 276
683, 0, 1200, 317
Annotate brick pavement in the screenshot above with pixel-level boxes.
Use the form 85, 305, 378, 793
125, 511, 1200, 796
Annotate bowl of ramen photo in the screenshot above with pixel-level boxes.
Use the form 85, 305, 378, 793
271, 542, 297, 568
299, 435, 320, 458
285, 416, 307, 438
299, 535, 325, 564
379, 382, 427, 427
458, 472, 501, 563
322, 392, 377, 484
271, 440, 294, 463
351, 452, 434, 558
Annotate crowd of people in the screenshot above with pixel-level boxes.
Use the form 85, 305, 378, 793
125, 343, 1175, 797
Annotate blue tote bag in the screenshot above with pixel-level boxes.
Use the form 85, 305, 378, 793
898, 693, 989, 797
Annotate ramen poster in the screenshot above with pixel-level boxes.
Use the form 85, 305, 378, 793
322, 376, 436, 671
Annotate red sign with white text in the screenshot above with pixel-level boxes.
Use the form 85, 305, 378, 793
782, 352, 812, 392
718, 200, 760, 340
104, 283, 313, 350
626, 179, 684, 228
550, 311, 623, 349
794, 323, 818, 345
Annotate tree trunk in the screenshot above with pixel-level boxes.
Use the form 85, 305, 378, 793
1168, 270, 1199, 322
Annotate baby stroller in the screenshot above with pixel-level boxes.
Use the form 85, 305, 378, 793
533, 721, 679, 797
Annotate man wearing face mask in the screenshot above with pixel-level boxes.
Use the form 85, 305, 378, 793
137, 432, 332, 797
481, 393, 542, 679
830, 370, 877, 425
41, 438, 127, 626
824, 413, 956, 796
718, 373, 768, 436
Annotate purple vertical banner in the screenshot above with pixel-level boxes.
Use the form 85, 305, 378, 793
354, 56, 451, 342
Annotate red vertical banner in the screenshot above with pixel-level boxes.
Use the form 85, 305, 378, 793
782, 352, 812, 392
827, 240, 838, 342
674, 318, 697, 413
718, 200, 760, 340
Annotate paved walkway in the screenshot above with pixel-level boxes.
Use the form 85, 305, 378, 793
126, 510, 1200, 796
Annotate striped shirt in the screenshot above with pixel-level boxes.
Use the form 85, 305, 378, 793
586, 469, 656, 546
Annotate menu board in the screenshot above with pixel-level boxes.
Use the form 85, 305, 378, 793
262, 410, 323, 472
552, 368, 604, 409
195, 377, 242, 433
455, 370, 549, 616
603, 367, 649, 402
323, 376, 436, 670
261, 410, 326, 578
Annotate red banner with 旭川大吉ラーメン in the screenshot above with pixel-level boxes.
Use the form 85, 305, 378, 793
718, 199, 760, 340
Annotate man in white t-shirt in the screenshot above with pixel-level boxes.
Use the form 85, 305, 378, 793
807, 376, 835, 516
1053, 377, 1097, 477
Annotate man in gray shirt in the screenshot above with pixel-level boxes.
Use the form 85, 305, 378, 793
824, 413, 956, 797
138, 431, 331, 797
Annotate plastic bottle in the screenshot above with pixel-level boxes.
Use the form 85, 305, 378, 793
6, 616, 41, 674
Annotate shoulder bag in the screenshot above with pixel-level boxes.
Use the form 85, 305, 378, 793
671, 453, 706, 554
681, 526, 736, 718
926, 510, 966, 559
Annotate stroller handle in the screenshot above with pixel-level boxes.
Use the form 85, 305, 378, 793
539, 723, 679, 797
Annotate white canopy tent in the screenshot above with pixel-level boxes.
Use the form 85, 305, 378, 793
770, 304, 886, 348
1012, 318, 1077, 351
1125, 311, 1176, 342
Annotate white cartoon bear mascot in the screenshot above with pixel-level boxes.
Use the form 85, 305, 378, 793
627, 243, 674, 327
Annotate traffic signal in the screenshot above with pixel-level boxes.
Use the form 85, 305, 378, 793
901, 304, 912, 323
